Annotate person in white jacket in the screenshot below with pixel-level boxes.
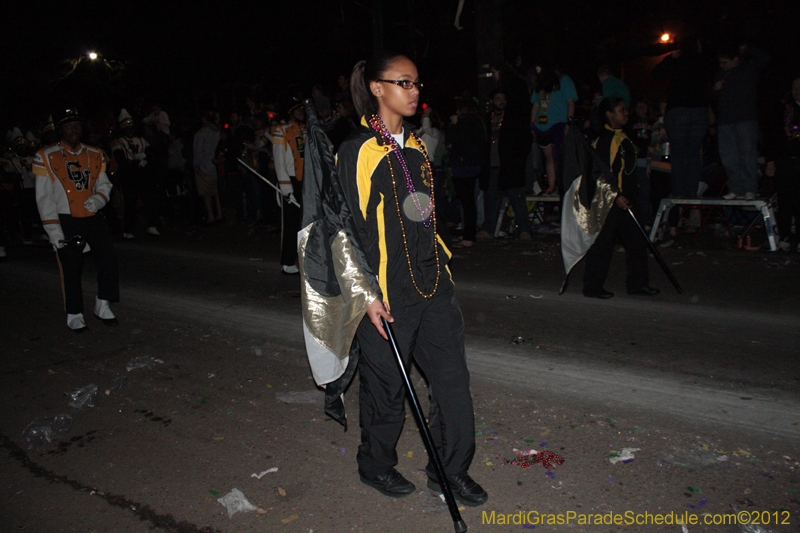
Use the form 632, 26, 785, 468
33, 107, 119, 332
193, 111, 223, 225
271, 96, 306, 274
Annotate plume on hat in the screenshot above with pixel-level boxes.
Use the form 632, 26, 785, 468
118, 109, 134, 129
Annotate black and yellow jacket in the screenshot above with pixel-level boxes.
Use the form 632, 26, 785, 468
337, 117, 453, 309
593, 125, 637, 197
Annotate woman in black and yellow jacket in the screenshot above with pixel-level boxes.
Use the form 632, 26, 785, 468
335, 52, 487, 507
583, 97, 659, 299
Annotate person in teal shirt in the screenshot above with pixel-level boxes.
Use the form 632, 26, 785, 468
598, 65, 631, 109
530, 62, 577, 194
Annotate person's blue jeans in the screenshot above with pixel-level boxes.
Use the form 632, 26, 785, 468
665, 107, 708, 198
481, 168, 531, 235
482, 168, 500, 234
506, 187, 531, 235
718, 120, 759, 196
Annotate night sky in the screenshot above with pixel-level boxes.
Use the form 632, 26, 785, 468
3, 0, 798, 130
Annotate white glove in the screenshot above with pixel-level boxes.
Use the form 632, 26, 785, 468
138, 159, 148, 168
84, 194, 107, 213
279, 182, 293, 197
133, 152, 146, 161
44, 224, 66, 250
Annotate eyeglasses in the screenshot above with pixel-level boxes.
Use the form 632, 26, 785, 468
376, 79, 423, 90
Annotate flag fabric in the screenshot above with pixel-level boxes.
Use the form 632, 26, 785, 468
298, 100, 380, 429
559, 129, 619, 276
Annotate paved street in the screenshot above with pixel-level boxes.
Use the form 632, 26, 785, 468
1, 221, 798, 532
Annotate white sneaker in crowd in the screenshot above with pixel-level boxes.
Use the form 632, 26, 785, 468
722, 192, 737, 200
147, 226, 161, 236
93, 297, 118, 326
67, 313, 87, 332
282, 264, 299, 275
743, 192, 756, 200
123, 233, 136, 240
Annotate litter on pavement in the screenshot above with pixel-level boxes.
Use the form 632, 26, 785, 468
126, 356, 164, 371
251, 467, 278, 479
687, 498, 708, 509
418, 490, 448, 514
21, 414, 73, 449
504, 450, 564, 469
609, 448, 640, 464
68, 384, 98, 409
217, 488, 257, 518
731, 505, 779, 533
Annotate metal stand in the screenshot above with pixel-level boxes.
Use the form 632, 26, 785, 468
381, 318, 468, 533
494, 195, 560, 237
649, 197, 778, 251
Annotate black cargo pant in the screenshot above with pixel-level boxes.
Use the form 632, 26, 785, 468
355, 289, 476, 480
583, 205, 649, 292
56, 214, 119, 315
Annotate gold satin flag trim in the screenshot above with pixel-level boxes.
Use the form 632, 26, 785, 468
299, 226, 377, 360
572, 179, 617, 235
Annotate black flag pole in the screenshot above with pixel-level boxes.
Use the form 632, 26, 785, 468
626, 208, 683, 294
381, 318, 468, 533
558, 274, 569, 295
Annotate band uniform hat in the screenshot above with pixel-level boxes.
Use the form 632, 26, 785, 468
8, 127, 25, 146
278, 89, 305, 117
118, 108, 134, 130
54, 106, 85, 128
42, 115, 55, 134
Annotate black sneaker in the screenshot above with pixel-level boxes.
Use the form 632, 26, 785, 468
583, 288, 614, 299
627, 286, 660, 296
427, 472, 488, 507
360, 468, 415, 498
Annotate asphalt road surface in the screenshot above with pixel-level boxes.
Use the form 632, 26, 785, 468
1, 221, 798, 533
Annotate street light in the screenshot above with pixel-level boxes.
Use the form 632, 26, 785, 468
88, 52, 98, 60
661, 33, 670, 43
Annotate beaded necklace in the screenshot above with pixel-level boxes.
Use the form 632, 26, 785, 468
785, 103, 800, 139
368, 114, 440, 299
612, 128, 637, 176
58, 142, 85, 166
537, 91, 551, 125
490, 111, 504, 143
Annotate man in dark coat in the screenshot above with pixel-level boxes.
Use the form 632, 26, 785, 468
481, 88, 533, 239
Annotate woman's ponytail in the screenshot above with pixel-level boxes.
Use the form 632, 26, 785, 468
350, 52, 408, 119
350, 60, 371, 118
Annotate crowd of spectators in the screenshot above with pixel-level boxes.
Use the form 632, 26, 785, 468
1, 43, 798, 260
